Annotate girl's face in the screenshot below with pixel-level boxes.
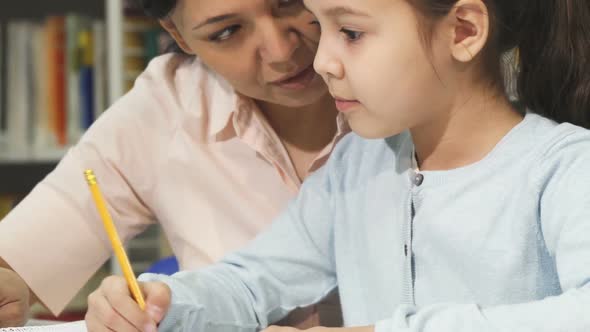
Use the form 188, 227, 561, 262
305, 0, 456, 139
166, 0, 329, 108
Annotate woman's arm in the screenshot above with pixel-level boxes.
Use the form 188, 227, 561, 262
0, 83, 159, 317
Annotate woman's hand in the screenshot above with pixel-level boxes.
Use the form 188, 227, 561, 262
0, 267, 30, 327
85, 276, 171, 332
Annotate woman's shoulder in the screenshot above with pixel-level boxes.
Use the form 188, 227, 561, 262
77, 54, 235, 159
139, 53, 232, 92
134, 53, 237, 115
95, 53, 237, 136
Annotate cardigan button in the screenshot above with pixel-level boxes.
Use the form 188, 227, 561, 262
413, 173, 424, 186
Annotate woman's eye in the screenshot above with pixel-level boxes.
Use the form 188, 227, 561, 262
277, 0, 300, 8
208, 25, 241, 42
340, 28, 364, 42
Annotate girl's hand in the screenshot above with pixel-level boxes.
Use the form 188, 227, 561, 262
85, 276, 171, 332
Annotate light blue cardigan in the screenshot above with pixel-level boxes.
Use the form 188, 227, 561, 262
141, 113, 590, 332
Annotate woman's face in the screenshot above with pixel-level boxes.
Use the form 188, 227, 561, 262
168, 0, 328, 107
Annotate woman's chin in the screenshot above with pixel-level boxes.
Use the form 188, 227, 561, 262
267, 88, 330, 108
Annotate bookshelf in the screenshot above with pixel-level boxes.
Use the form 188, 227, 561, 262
1, 0, 169, 319
0, 0, 121, 163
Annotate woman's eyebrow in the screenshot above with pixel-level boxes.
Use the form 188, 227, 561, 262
192, 13, 238, 30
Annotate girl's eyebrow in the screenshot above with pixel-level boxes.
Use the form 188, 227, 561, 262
322, 6, 370, 18
192, 14, 239, 30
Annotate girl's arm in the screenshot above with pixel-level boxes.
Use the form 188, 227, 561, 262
142, 167, 339, 331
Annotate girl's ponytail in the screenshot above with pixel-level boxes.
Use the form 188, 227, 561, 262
408, 0, 590, 128
515, 0, 590, 128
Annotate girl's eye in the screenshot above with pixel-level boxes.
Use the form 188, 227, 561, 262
208, 25, 241, 42
340, 28, 364, 42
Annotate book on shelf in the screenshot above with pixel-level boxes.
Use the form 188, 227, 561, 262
65, 14, 86, 145
78, 26, 96, 131
48, 16, 67, 148
5, 22, 33, 155
92, 21, 106, 124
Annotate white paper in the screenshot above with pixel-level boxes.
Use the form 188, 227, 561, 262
0, 320, 86, 332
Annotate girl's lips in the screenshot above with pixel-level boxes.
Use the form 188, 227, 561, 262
334, 98, 360, 113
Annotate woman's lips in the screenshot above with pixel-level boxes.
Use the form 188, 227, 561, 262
271, 65, 317, 90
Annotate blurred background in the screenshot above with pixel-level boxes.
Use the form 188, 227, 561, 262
0, 0, 174, 321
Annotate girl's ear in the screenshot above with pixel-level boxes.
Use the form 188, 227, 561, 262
159, 18, 195, 54
448, 0, 489, 63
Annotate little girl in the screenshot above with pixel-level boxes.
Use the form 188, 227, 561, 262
85, 0, 590, 331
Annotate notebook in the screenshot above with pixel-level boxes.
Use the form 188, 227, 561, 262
0, 321, 86, 332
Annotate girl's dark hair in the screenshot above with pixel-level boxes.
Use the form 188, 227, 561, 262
409, 0, 590, 128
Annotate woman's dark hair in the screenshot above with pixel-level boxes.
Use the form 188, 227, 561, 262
138, 0, 184, 53
139, 0, 177, 19
408, 0, 590, 128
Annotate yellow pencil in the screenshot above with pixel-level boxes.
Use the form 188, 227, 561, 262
84, 169, 146, 311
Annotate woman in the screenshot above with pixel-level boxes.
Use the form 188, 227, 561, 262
0, 0, 346, 327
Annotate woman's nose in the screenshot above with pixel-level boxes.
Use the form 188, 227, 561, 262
259, 19, 300, 65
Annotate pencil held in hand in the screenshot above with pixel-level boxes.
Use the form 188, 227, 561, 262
84, 169, 147, 310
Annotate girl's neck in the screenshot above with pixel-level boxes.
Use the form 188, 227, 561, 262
257, 93, 338, 153
411, 88, 524, 171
